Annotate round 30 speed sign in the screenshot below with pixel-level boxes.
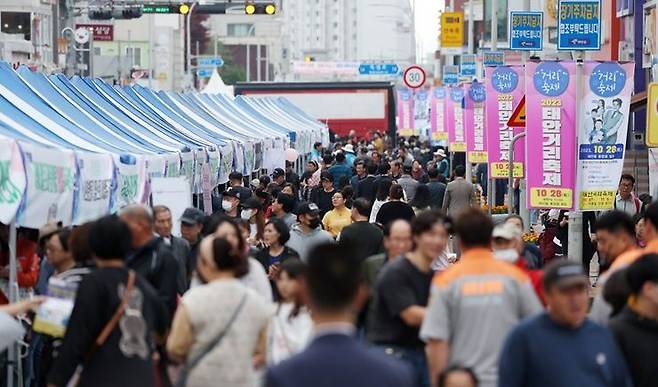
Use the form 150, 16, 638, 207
403, 65, 426, 89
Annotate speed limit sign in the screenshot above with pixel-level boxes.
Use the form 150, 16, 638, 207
403, 65, 426, 89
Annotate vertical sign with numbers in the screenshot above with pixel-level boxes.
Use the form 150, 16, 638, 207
576, 62, 634, 210
525, 61, 577, 209
464, 81, 487, 163
486, 66, 525, 178
441, 12, 464, 55
557, 0, 602, 50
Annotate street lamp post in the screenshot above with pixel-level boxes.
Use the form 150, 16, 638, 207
186, 2, 198, 89
245, 24, 256, 82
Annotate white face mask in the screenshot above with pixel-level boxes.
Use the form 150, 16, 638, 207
241, 209, 254, 220
222, 200, 233, 211
493, 248, 519, 263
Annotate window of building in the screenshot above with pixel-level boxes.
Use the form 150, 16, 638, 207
125, 47, 141, 67
1, 12, 31, 40
227, 23, 254, 37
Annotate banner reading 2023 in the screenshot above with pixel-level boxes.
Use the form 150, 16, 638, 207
526, 61, 577, 209
486, 66, 525, 178
577, 62, 634, 210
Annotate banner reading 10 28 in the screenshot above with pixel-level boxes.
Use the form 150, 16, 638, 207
576, 62, 634, 210
525, 61, 577, 209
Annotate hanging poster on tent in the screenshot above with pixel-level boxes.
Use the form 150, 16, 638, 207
218, 143, 234, 184
180, 150, 195, 190
0, 137, 27, 224
194, 149, 206, 194
397, 88, 415, 137
146, 154, 167, 179
233, 142, 245, 177
414, 89, 431, 138
165, 153, 181, 178
208, 147, 220, 187
464, 81, 487, 163
486, 65, 525, 178
430, 87, 448, 143
18, 143, 76, 227
576, 62, 634, 210
525, 61, 577, 209
74, 152, 114, 225
243, 142, 255, 176
254, 142, 263, 172
448, 86, 466, 152
112, 154, 147, 210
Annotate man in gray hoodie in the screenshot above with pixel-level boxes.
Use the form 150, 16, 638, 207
286, 202, 334, 262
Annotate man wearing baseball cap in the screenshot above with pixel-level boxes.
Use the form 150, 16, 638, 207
285, 201, 334, 262
180, 207, 205, 284
499, 260, 632, 387
272, 168, 286, 187
220, 187, 241, 218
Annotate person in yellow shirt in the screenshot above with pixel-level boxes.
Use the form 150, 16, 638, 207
322, 191, 353, 238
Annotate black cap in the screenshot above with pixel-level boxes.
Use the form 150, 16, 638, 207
295, 201, 320, 215
222, 187, 241, 199
321, 171, 333, 182
180, 208, 205, 225
241, 197, 263, 211
272, 168, 285, 178
542, 260, 589, 290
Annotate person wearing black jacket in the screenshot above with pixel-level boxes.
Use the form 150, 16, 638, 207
119, 205, 179, 318
255, 218, 300, 300
609, 254, 658, 387
311, 172, 337, 218
355, 163, 378, 204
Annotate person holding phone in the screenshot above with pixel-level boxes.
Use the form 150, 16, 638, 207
255, 219, 300, 300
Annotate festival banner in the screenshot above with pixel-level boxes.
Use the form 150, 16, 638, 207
447, 86, 466, 152
243, 141, 256, 176
74, 152, 114, 225
430, 87, 448, 143
525, 61, 577, 209
486, 65, 525, 178
414, 89, 431, 137
576, 62, 635, 210
397, 88, 415, 137
0, 137, 27, 224
464, 81, 488, 163
146, 154, 167, 179
218, 142, 234, 185
17, 142, 76, 227
180, 149, 195, 189
112, 153, 147, 211
165, 153, 181, 178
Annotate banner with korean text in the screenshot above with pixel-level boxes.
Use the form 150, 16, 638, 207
525, 61, 577, 209
430, 87, 448, 143
447, 86, 466, 152
486, 66, 525, 178
73, 152, 115, 225
397, 88, 415, 137
112, 154, 147, 211
414, 89, 430, 137
464, 81, 488, 163
0, 137, 26, 224
17, 142, 76, 227
576, 62, 634, 210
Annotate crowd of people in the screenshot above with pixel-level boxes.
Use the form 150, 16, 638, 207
0, 131, 656, 387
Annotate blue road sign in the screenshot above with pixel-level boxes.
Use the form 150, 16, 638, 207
510, 11, 543, 50
196, 69, 213, 78
460, 54, 477, 77
359, 63, 399, 75
557, 0, 601, 50
483, 51, 505, 67
443, 65, 459, 85
198, 57, 225, 67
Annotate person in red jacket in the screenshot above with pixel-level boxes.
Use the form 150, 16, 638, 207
0, 226, 41, 304
492, 222, 545, 305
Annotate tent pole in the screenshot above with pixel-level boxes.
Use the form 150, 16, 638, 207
6, 220, 18, 387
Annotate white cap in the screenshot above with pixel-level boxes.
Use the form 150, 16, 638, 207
434, 149, 447, 158
492, 223, 522, 241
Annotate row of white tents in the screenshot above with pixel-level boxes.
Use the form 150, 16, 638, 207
0, 62, 330, 228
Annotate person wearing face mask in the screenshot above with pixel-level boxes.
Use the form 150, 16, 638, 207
285, 202, 334, 262
220, 188, 241, 218
492, 223, 545, 305
240, 197, 266, 246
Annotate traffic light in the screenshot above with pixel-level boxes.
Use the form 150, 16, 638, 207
244, 2, 276, 15
304, 56, 316, 62
88, 8, 113, 20
113, 5, 142, 19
